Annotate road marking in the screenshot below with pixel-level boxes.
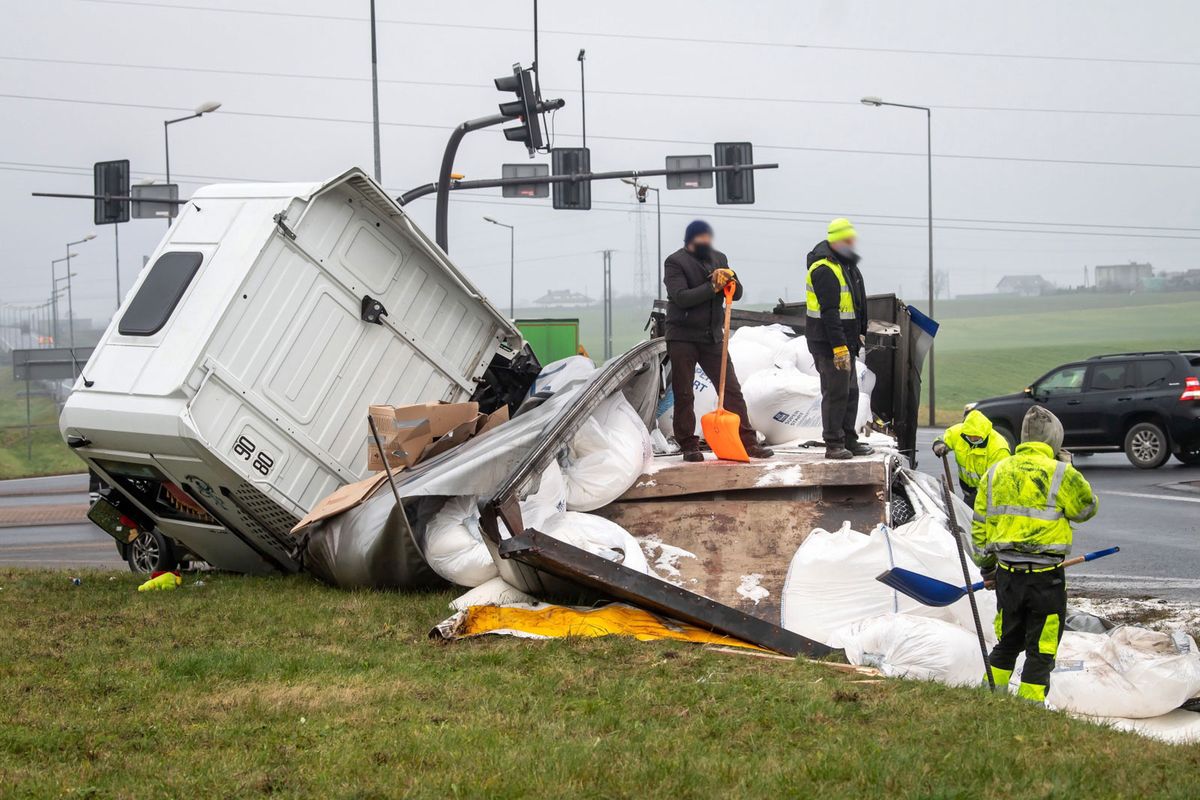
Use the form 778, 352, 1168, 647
1104, 490, 1200, 504
0, 542, 114, 552
1071, 574, 1200, 589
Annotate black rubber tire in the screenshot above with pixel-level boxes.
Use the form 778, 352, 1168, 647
1124, 422, 1170, 469
1174, 447, 1200, 466
126, 529, 180, 574
992, 425, 1016, 451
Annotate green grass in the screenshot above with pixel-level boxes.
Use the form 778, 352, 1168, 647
1, 569, 1195, 798
0, 369, 83, 479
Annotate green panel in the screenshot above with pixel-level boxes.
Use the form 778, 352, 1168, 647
516, 318, 580, 364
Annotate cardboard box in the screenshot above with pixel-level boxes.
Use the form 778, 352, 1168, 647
366, 405, 434, 471
366, 401, 504, 472
291, 471, 390, 533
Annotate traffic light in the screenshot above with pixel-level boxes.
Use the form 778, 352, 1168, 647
93, 159, 130, 224
551, 147, 591, 210
715, 142, 755, 204
494, 64, 543, 155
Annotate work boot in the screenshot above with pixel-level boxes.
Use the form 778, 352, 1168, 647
745, 444, 774, 459
847, 441, 875, 457
681, 449, 704, 463
825, 446, 853, 460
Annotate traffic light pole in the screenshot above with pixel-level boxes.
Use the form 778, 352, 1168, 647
407, 161, 778, 252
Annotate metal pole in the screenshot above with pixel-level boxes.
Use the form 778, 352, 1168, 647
114, 223, 121, 308
653, 187, 662, 300
926, 108, 935, 427
579, 51, 586, 149
369, 0, 382, 183
49, 258, 58, 345
65, 245, 75, 350
163, 120, 171, 229
509, 225, 515, 318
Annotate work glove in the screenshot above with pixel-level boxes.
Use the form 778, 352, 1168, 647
711, 268, 735, 291
932, 439, 950, 458
981, 567, 997, 590
832, 345, 851, 371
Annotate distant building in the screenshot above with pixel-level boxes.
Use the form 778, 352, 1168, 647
532, 289, 595, 308
1094, 262, 1153, 292
995, 274, 1055, 297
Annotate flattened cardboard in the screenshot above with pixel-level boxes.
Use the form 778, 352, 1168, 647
393, 401, 479, 438
290, 471, 390, 533
367, 417, 433, 471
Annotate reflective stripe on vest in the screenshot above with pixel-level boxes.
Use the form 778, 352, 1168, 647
806, 258, 857, 320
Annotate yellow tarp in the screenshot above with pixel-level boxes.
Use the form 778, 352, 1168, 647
436, 603, 768, 652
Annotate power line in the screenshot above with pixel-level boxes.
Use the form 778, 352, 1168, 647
74, 0, 1200, 68
5, 93, 1200, 172
8, 54, 1200, 121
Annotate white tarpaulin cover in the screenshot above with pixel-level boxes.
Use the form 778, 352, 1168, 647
780, 516, 997, 648
564, 392, 653, 511
1047, 627, 1200, 719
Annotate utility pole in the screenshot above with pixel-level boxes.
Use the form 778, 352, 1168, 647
601, 249, 614, 360
577, 49, 587, 149
369, 0, 382, 183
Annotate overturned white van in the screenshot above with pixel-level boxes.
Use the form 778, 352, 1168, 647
60, 169, 527, 574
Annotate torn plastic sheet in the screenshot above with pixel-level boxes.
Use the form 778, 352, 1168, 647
431, 602, 767, 651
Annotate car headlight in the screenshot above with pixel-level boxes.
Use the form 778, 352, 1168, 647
964, 402, 978, 413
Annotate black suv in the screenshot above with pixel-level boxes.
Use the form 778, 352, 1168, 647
968, 350, 1200, 469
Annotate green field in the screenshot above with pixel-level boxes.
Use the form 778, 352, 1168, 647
0, 369, 82, 479
537, 291, 1200, 426
0, 569, 1195, 798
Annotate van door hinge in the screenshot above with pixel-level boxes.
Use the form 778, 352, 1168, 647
273, 211, 297, 240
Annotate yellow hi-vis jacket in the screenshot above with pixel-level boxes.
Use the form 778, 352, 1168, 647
805, 258, 856, 321
972, 441, 1098, 569
944, 410, 1011, 490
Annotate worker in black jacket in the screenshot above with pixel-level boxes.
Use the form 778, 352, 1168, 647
664, 220, 773, 462
805, 218, 873, 460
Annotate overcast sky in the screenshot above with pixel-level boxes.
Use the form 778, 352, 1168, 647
3, 0, 1199, 322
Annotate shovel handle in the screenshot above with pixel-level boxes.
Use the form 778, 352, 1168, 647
716, 280, 736, 411
971, 547, 1120, 591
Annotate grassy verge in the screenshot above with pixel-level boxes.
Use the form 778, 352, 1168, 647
1, 569, 1195, 798
0, 370, 82, 479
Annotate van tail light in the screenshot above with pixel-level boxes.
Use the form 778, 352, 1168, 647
1181, 377, 1200, 401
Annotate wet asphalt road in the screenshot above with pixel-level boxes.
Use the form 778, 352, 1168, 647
912, 428, 1200, 601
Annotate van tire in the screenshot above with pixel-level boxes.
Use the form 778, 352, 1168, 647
127, 529, 179, 574
1124, 422, 1169, 469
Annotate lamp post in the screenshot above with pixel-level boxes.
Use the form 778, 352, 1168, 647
622, 178, 663, 300
483, 216, 516, 317
64, 235, 95, 350
49, 254, 75, 345
577, 49, 587, 149
861, 95, 936, 426
369, 0, 382, 182
164, 101, 222, 227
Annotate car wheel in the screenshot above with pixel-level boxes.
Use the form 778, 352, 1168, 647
1124, 422, 1169, 469
1175, 447, 1200, 466
993, 425, 1016, 450
126, 529, 179, 574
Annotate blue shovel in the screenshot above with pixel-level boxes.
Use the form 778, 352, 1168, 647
876, 546, 1121, 607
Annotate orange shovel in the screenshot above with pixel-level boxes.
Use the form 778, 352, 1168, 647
701, 280, 750, 462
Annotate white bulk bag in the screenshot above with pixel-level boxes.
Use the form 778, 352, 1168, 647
519, 459, 568, 529
840, 613, 984, 687
780, 518, 996, 648
424, 495, 499, 588
773, 335, 818, 377
1048, 627, 1200, 718
450, 576, 540, 612
742, 367, 823, 445
728, 324, 794, 379
854, 363, 877, 432
526, 355, 596, 399
539, 511, 649, 573
655, 365, 717, 439
563, 393, 652, 511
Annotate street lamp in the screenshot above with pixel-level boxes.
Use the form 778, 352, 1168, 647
49, 253, 76, 345
483, 216, 516, 317
621, 177, 663, 301
164, 101, 222, 227
64, 235, 95, 350
861, 95, 936, 426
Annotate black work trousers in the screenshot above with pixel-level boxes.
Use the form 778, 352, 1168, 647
667, 339, 755, 452
810, 349, 860, 447
989, 565, 1067, 699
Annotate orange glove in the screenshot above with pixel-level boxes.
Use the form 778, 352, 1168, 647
711, 268, 735, 291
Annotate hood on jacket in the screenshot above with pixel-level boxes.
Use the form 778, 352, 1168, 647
806, 239, 860, 268
961, 409, 995, 441
1021, 406, 1064, 454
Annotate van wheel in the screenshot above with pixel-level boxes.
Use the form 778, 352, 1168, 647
127, 529, 179, 574
993, 425, 1016, 450
1124, 422, 1169, 469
